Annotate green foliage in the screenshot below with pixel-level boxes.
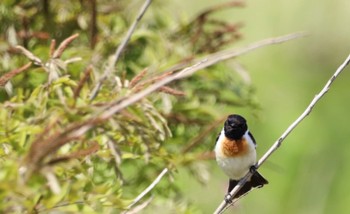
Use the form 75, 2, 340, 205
0, 1, 255, 213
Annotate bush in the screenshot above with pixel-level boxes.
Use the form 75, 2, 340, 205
0, 1, 255, 213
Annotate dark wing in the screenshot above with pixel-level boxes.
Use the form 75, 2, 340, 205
248, 131, 256, 146
215, 132, 220, 145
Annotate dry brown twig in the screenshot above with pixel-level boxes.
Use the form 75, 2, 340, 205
214, 54, 350, 214
0, 62, 32, 86
158, 86, 185, 96
129, 68, 148, 88
52, 33, 79, 59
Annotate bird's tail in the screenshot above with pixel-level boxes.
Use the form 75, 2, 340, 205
228, 171, 268, 199
250, 171, 268, 188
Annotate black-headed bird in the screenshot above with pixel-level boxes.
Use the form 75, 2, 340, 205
215, 114, 268, 202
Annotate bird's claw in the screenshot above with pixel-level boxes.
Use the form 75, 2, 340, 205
249, 164, 257, 173
224, 193, 233, 204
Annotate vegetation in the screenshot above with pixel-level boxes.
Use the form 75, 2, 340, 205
3, 1, 349, 214
0, 1, 257, 213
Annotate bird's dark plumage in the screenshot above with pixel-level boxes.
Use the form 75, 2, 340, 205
215, 114, 268, 201
228, 170, 268, 199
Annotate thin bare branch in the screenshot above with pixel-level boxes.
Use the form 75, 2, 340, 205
89, 0, 152, 100
214, 54, 350, 214
126, 168, 168, 210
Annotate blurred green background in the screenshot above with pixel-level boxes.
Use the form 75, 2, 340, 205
174, 0, 350, 213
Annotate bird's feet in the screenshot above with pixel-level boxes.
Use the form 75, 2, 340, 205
249, 164, 257, 174
224, 193, 233, 204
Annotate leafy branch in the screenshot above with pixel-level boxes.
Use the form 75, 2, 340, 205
0, 1, 309, 212
17, 32, 304, 204
214, 54, 350, 214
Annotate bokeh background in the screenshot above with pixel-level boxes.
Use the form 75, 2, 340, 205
174, 0, 350, 213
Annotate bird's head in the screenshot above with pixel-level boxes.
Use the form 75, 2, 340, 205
224, 114, 248, 140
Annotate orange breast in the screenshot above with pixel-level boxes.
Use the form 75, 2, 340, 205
221, 137, 249, 157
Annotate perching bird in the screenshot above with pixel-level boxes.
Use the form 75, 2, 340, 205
215, 114, 268, 202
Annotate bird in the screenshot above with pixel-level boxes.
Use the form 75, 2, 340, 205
215, 114, 268, 202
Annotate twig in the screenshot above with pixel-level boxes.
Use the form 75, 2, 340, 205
16, 46, 42, 65
0, 62, 32, 86
129, 68, 148, 88
214, 54, 350, 214
158, 86, 185, 96
126, 168, 168, 210
52, 33, 79, 58
89, 0, 152, 100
